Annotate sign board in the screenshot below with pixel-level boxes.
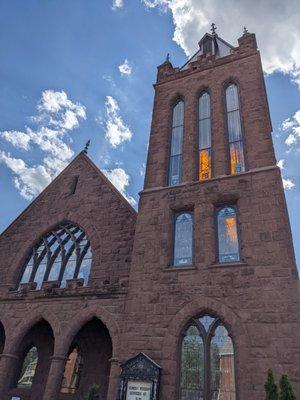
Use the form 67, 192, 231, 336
119, 353, 161, 400
11, 397, 21, 400
126, 380, 151, 400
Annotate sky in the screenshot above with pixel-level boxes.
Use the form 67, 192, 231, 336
0, 0, 299, 271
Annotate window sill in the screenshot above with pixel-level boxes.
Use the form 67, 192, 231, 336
163, 265, 197, 272
209, 261, 247, 268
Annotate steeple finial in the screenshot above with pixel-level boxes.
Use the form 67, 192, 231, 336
243, 26, 249, 35
166, 53, 170, 63
83, 140, 90, 154
211, 22, 217, 35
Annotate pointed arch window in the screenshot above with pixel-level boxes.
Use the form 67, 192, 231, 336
225, 84, 245, 175
217, 207, 240, 263
173, 212, 193, 266
199, 92, 212, 181
61, 346, 82, 394
180, 315, 236, 400
17, 346, 38, 388
169, 100, 184, 186
19, 223, 92, 290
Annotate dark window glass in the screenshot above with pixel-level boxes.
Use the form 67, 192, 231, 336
18, 347, 38, 388
19, 223, 92, 290
225, 84, 245, 174
180, 315, 236, 400
173, 212, 193, 266
169, 101, 184, 186
199, 92, 212, 181
217, 207, 240, 263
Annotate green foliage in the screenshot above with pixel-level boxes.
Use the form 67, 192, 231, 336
81, 384, 100, 400
279, 375, 296, 400
265, 369, 278, 400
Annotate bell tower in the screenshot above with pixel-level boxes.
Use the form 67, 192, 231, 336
125, 28, 300, 400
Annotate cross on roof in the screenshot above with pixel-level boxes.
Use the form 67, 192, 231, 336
211, 23, 217, 35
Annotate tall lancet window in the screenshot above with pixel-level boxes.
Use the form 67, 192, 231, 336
169, 100, 184, 186
225, 84, 245, 175
173, 212, 193, 266
199, 92, 212, 181
217, 207, 240, 263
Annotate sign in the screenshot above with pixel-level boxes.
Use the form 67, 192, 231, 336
11, 397, 21, 400
126, 380, 151, 400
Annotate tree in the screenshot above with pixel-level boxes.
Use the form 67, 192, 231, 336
265, 369, 278, 400
82, 384, 100, 400
279, 375, 296, 400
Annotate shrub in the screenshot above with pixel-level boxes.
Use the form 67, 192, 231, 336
265, 369, 278, 400
279, 375, 296, 400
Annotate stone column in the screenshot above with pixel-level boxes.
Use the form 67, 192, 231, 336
42, 354, 67, 400
0, 353, 19, 399
107, 357, 120, 400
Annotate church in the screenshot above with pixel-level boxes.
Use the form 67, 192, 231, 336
0, 28, 299, 400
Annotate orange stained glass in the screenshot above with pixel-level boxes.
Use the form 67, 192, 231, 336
230, 145, 238, 175
199, 149, 211, 181
225, 216, 237, 243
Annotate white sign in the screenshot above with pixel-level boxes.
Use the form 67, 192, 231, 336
11, 397, 21, 400
126, 380, 151, 400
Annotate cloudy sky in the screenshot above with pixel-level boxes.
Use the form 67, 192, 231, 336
0, 0, 299, 271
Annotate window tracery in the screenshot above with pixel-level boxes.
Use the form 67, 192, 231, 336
17, 346, 38, 389
217, 207, 240, 263
169, 100, 184, 186
173, 212, 193, 266
19, 223, 92, 289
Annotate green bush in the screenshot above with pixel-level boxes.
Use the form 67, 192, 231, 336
279, 375, 296, 400
81, 384, 100, 400
265, 369, 278, 400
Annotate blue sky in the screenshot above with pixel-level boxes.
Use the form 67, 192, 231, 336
0, 0, 299, 271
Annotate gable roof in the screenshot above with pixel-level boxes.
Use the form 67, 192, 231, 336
181, 32, 234, 70
0, 152, 137, 237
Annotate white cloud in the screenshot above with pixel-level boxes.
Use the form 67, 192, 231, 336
142, 0, 300, 86
103, 167, 136, 206
282, 177, 295, 190
281, 110, 300, 147
0, 90, 86, 200
118, 59, 132, 75
277, 159, 285, 170
104, 96, 133, 147
112, 0, 123, 9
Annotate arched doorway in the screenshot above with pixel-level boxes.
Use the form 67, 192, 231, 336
59, 318, 112, 400
10, 319, 54, 400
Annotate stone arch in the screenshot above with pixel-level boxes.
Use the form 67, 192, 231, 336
4, 309, 59, 355
161, 297, 251, 400
56, 305, 120, 357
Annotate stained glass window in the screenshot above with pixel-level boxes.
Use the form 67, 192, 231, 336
180, 314, 236, 400
225, 84, 245, 175
18, 346, 38, 388
217, 207, 240, 263
19, 223, 92, 290
199, 92, 212, 181
61, 346, 82, 394
169, 101, 184, 186
173, 212, 193, 266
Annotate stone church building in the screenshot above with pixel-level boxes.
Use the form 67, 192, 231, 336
0, 29, 299, 400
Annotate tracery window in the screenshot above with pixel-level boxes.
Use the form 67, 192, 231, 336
173, 212, 193, 267
169, 100, 184, 186
225, 84, 245, 175
180, 315, 236, 400
199, 92, 212, 181
61, 346, 82, 394
17, 346, 38, 389
19, 223, 92, 289
217, 207, 240, 263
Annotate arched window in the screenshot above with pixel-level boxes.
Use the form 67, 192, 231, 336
169, 100, 184, 186
180, 315, 236, 400
217, 207, 240, 263
173, 212, 193, 266
17, 346, 38, 388
19, 223, 92, 289
61, 346, 82, 394
199, 92, 212, 181
225, 84, 245, 175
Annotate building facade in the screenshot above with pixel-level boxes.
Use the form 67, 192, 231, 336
0, 30, 299, 400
